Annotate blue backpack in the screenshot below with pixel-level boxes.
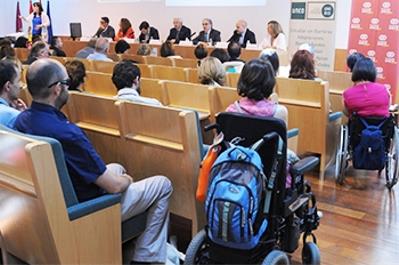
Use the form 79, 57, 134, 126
205, 145, 268, 250
353, 118, 386, 170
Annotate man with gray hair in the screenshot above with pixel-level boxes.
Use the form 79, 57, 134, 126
14, 58, 173, 264
193, 18, 221, 45
167, 17, 192, 44
87, 37, 113, 62
75, 38, 97, 59
228, 19, 256, 48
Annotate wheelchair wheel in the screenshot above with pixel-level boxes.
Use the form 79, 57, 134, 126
262, 250, 290, 265
302, 242, 321, 265
184, 229, 210, 265
385, 127, 399, 190
335, 125, 348, 184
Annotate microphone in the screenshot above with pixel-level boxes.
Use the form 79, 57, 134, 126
190, 32, 197, 38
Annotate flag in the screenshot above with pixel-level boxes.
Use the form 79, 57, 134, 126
46, 0, 53, 44
16, 1, 23, 32
29, 0, 33, 13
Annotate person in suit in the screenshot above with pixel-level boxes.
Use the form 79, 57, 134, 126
192, 18, 221, 45
138, 21, 160, 43
228, 19, 256, 48
167, 18, 191, 44
94, 17, 116, 40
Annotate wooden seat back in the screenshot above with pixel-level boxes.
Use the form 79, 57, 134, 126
84, 71, 115, 96
143, 56, 174, 66
150, 65, 186, 82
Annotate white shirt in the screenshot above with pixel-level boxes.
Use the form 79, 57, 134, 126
87, 52, 113, 62
261, 33, 287, 51
0, 97, 20, 128
116, 88, 162, 106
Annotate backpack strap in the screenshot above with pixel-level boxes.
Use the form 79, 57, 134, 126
359, 117, 386, 130
263, 135, 284, 215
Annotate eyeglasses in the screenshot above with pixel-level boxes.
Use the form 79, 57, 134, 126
202, 23, 209, 25
48, 79, 71, 88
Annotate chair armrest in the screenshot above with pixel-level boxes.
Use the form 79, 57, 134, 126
67, 194, 122, 221
291, 156, 319, 176
329, 112, 342, 122
287, 128, 299, 139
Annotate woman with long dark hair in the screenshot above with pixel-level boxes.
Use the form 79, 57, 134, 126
21, 2, 50, 42
115, 18, 135, 41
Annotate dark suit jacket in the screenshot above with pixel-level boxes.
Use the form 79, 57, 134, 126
94, 25, 116, 40
192, 29, 221, 45
167, 25, 192, 44
227, 29, 256, 48
139, 27, 160, 43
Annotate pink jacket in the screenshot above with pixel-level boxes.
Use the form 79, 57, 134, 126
343, 82, 390, 117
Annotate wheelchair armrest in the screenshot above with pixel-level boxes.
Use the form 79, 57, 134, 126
67, 193, 122, 221
291, 156, 320, 176
287, 128, 299, 139
329, 112, 343, 122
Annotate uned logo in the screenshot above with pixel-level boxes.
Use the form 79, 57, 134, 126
381, 1, 392, 14
369, 18, 381, 30
371, 18, 379, 25
368, 50, 376, 57
389, 18, 399, 30
376, 66, 385, 79
378, 34, 388, 41
352, 17, 360, 24
359, 34, 370, 46
377, 34, 388, 47
385, 51, 396, 64
351, 17, 362, 29
362, 1, 373, 13
386, 51, 395, 59
349, 49, 358, 54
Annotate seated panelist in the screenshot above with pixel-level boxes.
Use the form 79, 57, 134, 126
192, 18, 221, 45
227, 19, 256, 48
167, 18, 192, 44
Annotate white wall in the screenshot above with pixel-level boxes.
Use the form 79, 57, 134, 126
0, 0, 351, 49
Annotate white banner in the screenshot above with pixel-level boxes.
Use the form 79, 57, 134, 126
288, 0, 337, 71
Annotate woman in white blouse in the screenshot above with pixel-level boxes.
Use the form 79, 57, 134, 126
260, 20, 287, 52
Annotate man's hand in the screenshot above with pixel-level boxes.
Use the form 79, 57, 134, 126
12, 99, 27, 111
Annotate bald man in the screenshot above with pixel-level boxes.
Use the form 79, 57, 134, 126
227, 19, 256, 48
166, 17, 192, 44
14, 59, 172, 264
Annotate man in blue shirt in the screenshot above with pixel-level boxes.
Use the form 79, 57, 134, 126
0, 60, 27, 128
14, 58, 173, 264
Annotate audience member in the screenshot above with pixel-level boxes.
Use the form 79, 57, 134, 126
227, 59, 287, 122
115, 39, 131, 54
343, 57, 390, 118
136, 44, 151, 56
226, 59, 296, 188
227, 19, 256, 48
21, 2, 50, 42
289, 49, 316, 80
75, 38, 97, 59
94, 17, 116, 40
115, 18, 135, 41
25, 41, 49, 65
50, 36, 66, 57
192, 18, 221, 45
194, 44, 208, 65
87, 38, 113, 62
65, 60, 86, 92
138, 21, 160, 43
14, 58, 172, 264
14, 36, 29, 48
227, 41, 244, 62
346, 52, 365, 72
167, 18, 192, 44
112, 59, 162, 106
198, 57, 226, 87
210, 48, 230, 63
0, 41, 16, 60
160, 41, 181, 58
259, 48, 280, 76
0, 59, 26, 128
260, 20, 287, 51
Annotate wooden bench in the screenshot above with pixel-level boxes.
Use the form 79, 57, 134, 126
318, 70, 352, 115
226, 72, 240, 87
84, 71, 115, 96
150, 65, 186, 82
275, 77, 342, 179
92, 60, 116, 74
143, 56, 174, 66
117, 101, 203, 235
172, 58, 198, 68
185, 68, 199, 83
0, 127, 122, 264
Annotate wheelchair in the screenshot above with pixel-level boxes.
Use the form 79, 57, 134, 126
335, 112, 399, 190
185, 112, 321, 265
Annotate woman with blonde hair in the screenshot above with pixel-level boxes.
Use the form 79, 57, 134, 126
198, 57, 226, 87
260, 20, 287, 51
